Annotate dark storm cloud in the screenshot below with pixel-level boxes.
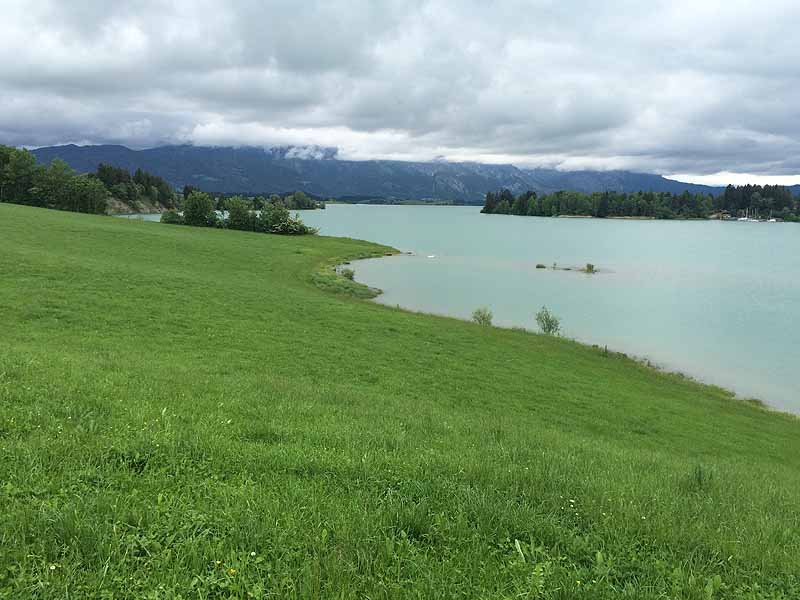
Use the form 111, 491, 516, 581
2, 0, 800, 178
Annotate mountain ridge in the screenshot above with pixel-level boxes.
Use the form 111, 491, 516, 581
29, 143, 732, 203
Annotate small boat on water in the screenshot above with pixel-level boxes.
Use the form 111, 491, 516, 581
738, 208, 760, 222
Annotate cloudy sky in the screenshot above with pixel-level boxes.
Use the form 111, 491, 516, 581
2, 0, 800, 183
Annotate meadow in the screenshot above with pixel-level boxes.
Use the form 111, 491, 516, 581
1, 203, 798, 599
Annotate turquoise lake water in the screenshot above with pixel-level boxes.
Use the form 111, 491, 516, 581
302, 204, 800, 413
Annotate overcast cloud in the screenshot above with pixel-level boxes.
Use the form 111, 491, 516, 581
2, 0, 800, 181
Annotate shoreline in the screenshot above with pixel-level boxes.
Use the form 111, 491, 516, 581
340, 251, 793, 418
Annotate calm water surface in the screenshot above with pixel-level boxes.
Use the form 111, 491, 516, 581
303, 205, 800, 413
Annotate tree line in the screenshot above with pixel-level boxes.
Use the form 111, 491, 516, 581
181, 187, 326, 212
0, 145, 180, 214
0, 146, 109, 214
96, 163, 176, 210
718, 184, 796, 218
0, 144, 327, 222
481, 186, 800, 221
161, 190, 317, 235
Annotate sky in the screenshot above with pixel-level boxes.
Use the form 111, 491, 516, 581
2, 0, 800, 184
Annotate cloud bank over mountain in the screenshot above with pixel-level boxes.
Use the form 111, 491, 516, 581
3, 1, 800, 180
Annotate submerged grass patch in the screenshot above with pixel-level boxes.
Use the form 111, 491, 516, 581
1, 203, 799, 599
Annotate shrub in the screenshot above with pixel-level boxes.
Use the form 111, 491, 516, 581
535, 306, 561, 335
226, 196, 255, 231
183, 191, 216, 227
584, 263, 596, 274
471, 307, 493, 326
257, 202, 290, 232
536, 263, 546, 269
284, 213, 318, 235
160, 210, 184, 225
258, 202, 318, 235
340, 268, 355, 280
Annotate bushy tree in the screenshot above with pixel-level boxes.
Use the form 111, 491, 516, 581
535, 306, 561, 335
285, 191, 314, 210
257, 202, 318, 234
494, 199, 511, 214
160, 210, 184, 225
511, 194, 531, 216
257, 202, 291, 232
281, 213, 317, 235
183, 191, 216, 226
66, 175, 109, 214
2, 148, 40, 205
226, 196, 255, 231
36, 159, 75, 208
471, 307, 493, 326
481, 191, 499, 213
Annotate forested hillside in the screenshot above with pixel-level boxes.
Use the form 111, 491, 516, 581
0, 145, 177, 214
31, 144, 728, 203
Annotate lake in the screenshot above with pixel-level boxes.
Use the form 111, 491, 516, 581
302, 204, 800, 413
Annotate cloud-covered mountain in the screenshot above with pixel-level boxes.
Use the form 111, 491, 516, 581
31, 144, 724, 203
6, 1, 800, 179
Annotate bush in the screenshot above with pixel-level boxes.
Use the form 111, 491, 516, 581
226, 196, 255, 231
535, 306, 561, 335
584, 263, 596, 274
160, 210, 184, 225
340, 267, 355, 280
257, 202, 290, 232
471, 306, 493, 326
172, 189, 316, 235
536, 263, 546, 269
258, 202, 317, 235
282, 213, 318, 235
183, 191, 216, 227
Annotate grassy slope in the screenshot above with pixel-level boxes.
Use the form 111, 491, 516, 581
0, 203, 798, 599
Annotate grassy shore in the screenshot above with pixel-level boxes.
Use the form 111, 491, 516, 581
1, 203, 798, 599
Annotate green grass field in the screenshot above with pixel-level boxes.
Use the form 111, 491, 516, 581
1, 203, 798, 599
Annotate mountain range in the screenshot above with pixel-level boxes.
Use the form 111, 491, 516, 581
30, 144, 728, 203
